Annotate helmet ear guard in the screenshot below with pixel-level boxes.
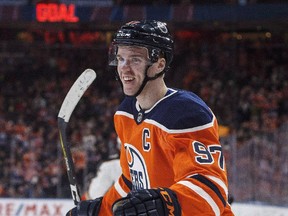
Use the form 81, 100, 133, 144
149, 48, 162, 63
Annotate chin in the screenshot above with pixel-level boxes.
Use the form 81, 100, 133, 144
124, 92, 134, 97
123, 88, 132, 95
123, 90, 136, 97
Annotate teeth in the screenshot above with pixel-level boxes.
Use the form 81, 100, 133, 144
123, 76, 134, 81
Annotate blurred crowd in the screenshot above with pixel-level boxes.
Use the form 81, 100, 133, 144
0, 29, 288, 205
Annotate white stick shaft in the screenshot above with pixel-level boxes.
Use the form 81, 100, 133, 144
57, 68, 96, 205
58, 69, 96, 122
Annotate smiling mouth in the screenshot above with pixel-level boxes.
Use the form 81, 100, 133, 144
123, 76, 135, 81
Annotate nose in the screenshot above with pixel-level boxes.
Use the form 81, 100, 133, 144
118, 59, 131, 71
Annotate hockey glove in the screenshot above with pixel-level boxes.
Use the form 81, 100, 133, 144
112, 188, 181, 216
66, 197, 103, 216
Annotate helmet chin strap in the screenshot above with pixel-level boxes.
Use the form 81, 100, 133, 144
130, 65, 164, 98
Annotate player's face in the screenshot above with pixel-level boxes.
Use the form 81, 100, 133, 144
116, 46, 151, 96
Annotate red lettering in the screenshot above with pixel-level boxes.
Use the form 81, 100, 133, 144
69, 32, 77, 44
49, 4, 59, 22
0, 201, 65, 216
6, 203, 14, 216
44, 32, 57, 44
58, 4, 67, 21
36, 3, 49, 22
67, 4, 79, 22
0, 203, 15, 216
54, 204, 63, 216
36, 3, 79, 23
58, 31, 65, 43
25, 204, 37, 214
40, 204, 50, 216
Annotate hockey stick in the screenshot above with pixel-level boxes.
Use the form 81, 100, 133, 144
58, 69, 96, 205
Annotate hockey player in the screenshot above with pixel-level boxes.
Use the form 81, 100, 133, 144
83, 139, 121, 200
82, 154, 121, 200
66, 20, 234, 216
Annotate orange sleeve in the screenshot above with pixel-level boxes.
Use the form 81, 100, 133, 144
98, 174, 132, 216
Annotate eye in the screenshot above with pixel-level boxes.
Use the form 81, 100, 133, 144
131, 57, 141, 64
116, 56, 124, 62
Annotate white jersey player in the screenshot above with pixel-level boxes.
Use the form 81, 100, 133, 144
86, 155, 121, 199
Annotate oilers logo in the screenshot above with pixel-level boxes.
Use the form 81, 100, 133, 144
124, 143, 150, 190
156, 21, 168, 33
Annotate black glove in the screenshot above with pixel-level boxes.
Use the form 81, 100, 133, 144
112, 188, 181, 216
66, 197, 103, 216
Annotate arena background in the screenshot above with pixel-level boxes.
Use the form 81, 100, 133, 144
1, 0, 288, 215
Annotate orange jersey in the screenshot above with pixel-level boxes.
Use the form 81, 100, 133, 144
99, 88, 234, 216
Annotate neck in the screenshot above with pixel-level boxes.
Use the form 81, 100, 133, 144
136, 79, 168, 110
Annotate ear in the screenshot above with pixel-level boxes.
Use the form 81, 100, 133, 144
156, 58, 166, 72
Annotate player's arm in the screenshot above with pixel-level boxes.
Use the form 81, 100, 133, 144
166, 117, 234, 216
